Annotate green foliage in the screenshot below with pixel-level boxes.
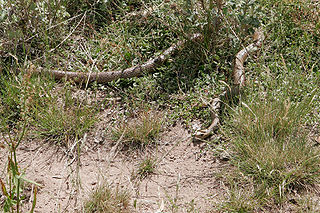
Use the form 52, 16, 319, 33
0, 0, 319, 211
0, 67, 98, 148
64, 0, 149, 29
84, 183, 131, 213
0, 72, 22, 127
0, 0, 69, 62
0, 67, 56, 129
259, 0, 319, 72
218, 0, 320, 210
64, 7, 176, 73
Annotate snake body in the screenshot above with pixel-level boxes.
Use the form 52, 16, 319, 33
35, 34, 202, 84
194, 29, 264, 140
234, 29, 265, 87
33, 30, 264, 139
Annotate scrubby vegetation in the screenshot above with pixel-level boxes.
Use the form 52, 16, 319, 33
0, 0, 319, 212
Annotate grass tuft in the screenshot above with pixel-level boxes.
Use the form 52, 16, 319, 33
31, 84, 98, 147
223, 90, 320, 205
84, 183, 131, 213
220, 183, 257, 213
135, 157, 157, 179
112, 111, 163, 149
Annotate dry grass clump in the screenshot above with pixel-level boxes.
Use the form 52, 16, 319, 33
84, 183, 131, 213
221, 91, 320, 209
112, 111, 163, 149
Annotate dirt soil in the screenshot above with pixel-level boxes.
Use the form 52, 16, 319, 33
0, 109, 228, 212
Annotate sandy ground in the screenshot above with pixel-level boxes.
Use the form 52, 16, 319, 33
0, 119, 226, 213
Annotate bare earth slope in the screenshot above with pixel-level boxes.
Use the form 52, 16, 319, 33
0, 120, 225, 212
